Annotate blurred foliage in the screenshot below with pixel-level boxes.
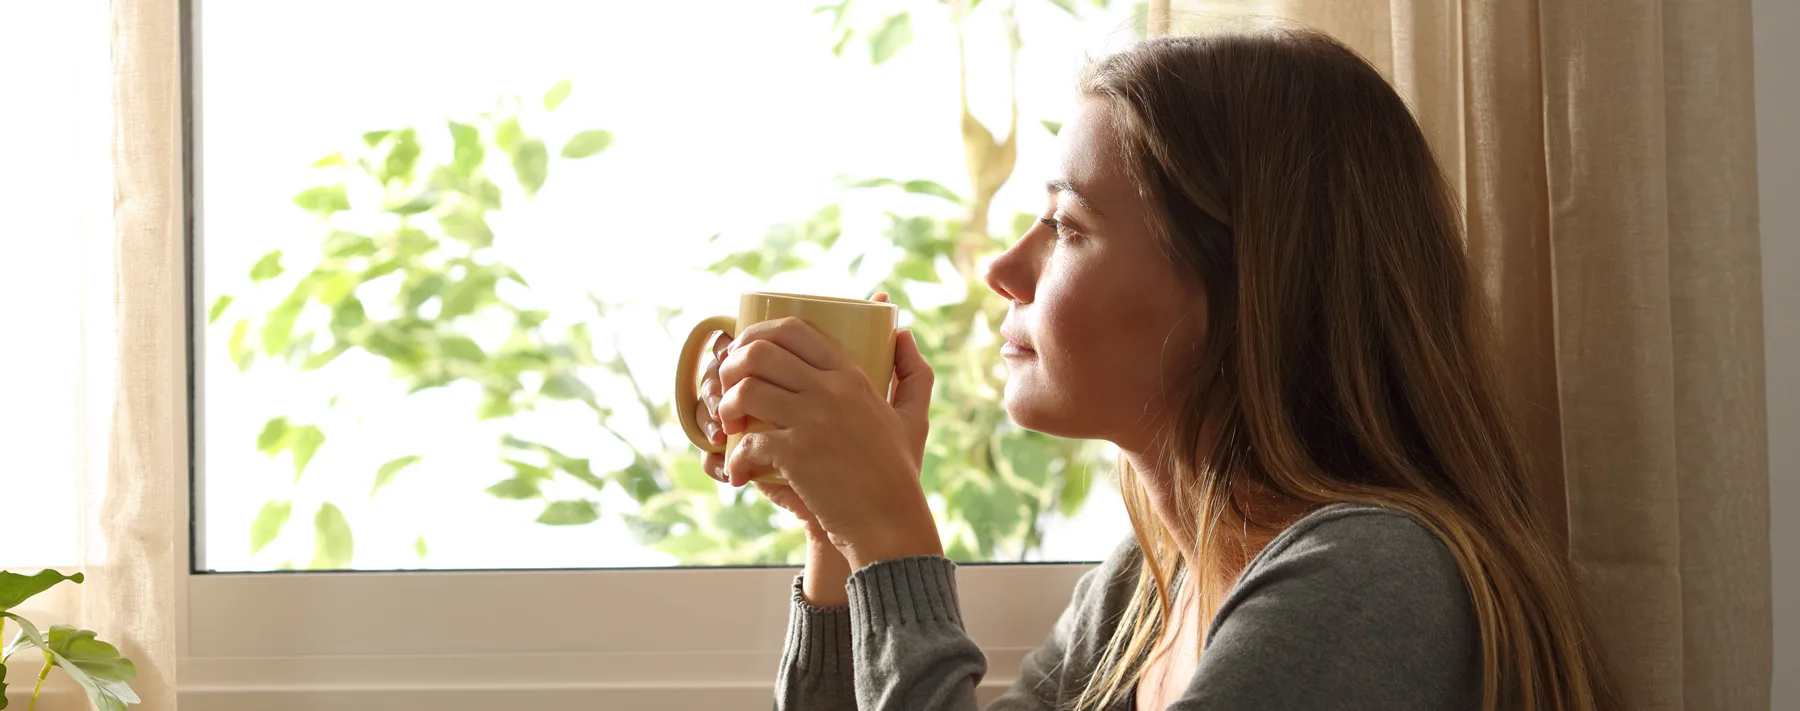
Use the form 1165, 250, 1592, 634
219, 0, 1128, 568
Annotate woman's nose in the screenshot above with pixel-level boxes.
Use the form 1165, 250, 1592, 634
984, 239, 1036, 304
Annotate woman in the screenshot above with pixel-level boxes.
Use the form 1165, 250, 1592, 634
692, 29, 1622, 711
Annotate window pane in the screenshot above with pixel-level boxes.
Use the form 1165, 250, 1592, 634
194, 0, 1257, 572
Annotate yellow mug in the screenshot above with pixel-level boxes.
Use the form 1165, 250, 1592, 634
674, 291, 899, 485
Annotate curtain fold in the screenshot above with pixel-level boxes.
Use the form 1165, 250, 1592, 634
1263, 1, 1773, 708
93, 0, 185, 708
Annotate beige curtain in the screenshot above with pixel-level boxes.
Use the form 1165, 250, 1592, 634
88, 0, 185, 708
1266, 1, 1773, 709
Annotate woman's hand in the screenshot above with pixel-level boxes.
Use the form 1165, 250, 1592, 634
715, 312, 941, 570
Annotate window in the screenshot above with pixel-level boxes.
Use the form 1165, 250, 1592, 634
193, 0, 1152, 573
177, 2, 1266, 706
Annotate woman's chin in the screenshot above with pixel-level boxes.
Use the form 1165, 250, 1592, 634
1001, 381, 1082, 438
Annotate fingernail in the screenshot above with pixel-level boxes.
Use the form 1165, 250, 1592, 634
705, 395, 720, 416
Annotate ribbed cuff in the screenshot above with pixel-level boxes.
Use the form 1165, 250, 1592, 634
846, 555, 964, 629
783, 574, 854, 677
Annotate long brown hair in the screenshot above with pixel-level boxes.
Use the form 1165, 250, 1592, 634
1069, 29, 1622, 711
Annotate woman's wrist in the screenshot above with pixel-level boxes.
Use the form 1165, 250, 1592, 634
801, 525, 852, 608
836, 501, 943, 571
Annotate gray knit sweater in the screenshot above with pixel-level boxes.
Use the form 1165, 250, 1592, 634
773, 503, 1480, 711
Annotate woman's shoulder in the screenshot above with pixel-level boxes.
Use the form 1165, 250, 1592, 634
1219, 502, 1478, 670
1245, 502, 1464, 585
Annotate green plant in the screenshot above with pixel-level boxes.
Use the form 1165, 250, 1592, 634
0, 571, 138, 711
219, 0, 1134, 568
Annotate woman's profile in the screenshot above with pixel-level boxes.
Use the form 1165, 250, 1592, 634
691, 27, 1623, 711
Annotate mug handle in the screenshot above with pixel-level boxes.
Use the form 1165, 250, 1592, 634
674, 315, 737, 453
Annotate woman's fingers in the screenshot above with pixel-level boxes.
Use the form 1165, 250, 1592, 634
700, 339, 727, 419
718, 376, 804, 433
702, 450, 727, 482
890, 329, 935, 430
725, 431, 790, 487
730, 318, 849, 372
692, 399, 724, 446
719, 338, 818, 394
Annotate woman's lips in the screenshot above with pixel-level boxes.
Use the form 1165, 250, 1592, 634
1000, 339, 1037, 358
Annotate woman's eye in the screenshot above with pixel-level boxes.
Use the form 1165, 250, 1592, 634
1038, 216, 1073, 240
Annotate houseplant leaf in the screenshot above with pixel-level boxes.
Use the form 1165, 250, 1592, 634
248, 500, 292, 554
44, 625, 139, 711
559, 130, 613, 159
311, 503, 354, 569
0, 570, 83, 611
371, 455, 422, 496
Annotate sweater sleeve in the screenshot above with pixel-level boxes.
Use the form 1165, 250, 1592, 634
1165, 507, 1480, 711
845, 555, 989, 711
773, 575, 858, 711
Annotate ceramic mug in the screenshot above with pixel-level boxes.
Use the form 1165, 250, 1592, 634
674, 291, 899, 485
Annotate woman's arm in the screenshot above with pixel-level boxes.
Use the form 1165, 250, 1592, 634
773, 532, 855, 710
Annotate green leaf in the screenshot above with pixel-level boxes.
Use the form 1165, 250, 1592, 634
1044, 0, 1078, 13
381, 128, 421, 183
256, 417, 291, 454
613, 456, 663, 503
895, 256, 937, 282
311, 152, 345, 167
262, 297, 304, 357
848, 253, 865, 275
362, 130, 392, 147
303, 343, 350, 371
1057, 461, 1092, 518
229, 318, 254, 371
560, 129, 614, 159
248, 500, 291, 554
485, 477, 542, 500
294, 185, 350, 214
331, 297, 366, 331
310, 503, 354, 569
44, 625, 140, 711
404, 274, 446, 312
384, 190, 439, 215
207, 295, 234, 324
323, 231, 377, 258
668, 454, 714, 493
439, 211, 494, 247
1041, 119, 1063, 136
901, 179, 962, 203
439, 271, 498, 319
512, 138, 549, 196
439, 335, 486, 362
536, 500, 599, 525
291, 425, 325, 480
0, 570, 83, 611
831, 27, 854, 56
1, 658, 9, 708
540, 371, 594, 401
543, 79, 572, 111
1, 611, 46, 659
448, 120, 484, 178
372, 455, 422, 496
414, 535, 428, 558
495, 118, 522, 154
868, 13, 913, 64
249, 250, 284, 281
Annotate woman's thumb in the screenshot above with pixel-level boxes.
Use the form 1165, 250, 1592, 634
891, 330, 934, 426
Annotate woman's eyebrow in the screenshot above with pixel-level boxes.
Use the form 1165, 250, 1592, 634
1045, 178, 1105, 218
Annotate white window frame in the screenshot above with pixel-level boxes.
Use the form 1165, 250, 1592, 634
175, 2, 1100, 707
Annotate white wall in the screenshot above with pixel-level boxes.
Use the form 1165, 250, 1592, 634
1754, 0, 1799, 702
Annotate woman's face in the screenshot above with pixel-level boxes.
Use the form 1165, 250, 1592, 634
983, 98, 1204, 452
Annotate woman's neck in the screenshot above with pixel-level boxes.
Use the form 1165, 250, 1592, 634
1121, 448, 1304, 590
